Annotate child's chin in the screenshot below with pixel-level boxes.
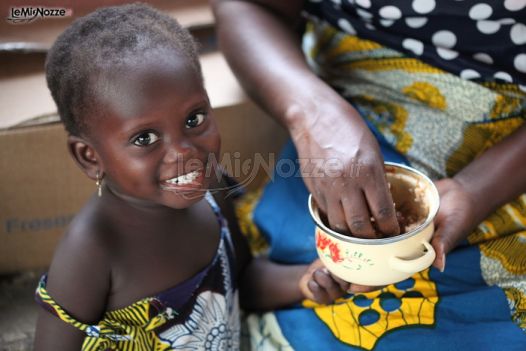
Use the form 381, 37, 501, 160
162, 189, 208, 208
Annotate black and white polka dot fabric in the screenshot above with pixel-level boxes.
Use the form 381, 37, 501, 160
304, 0, 526, 86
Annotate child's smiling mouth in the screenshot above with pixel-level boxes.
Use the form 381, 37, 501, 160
160, 169, 205, 191
165, 169, 201, 185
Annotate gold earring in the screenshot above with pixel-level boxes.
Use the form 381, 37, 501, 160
96, 171, 103, 197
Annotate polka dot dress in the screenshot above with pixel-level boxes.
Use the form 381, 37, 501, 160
305, 0, 526, 85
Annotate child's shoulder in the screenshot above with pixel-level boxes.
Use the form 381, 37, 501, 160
43, 197, 114, 323
55, 197, 115, 265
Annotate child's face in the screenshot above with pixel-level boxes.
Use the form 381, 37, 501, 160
88, 56, 220, 209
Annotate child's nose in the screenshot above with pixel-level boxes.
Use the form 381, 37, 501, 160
163, 139, 195, 164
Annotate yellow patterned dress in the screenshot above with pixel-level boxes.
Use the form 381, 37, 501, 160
236, 1, 526, 350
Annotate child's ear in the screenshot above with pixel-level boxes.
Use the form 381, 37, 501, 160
67, 135, 102, 180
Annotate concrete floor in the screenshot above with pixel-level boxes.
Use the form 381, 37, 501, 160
0, 270, 43, 351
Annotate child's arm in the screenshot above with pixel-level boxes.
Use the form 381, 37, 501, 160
238, 256, 351, 310
214, 181, 350, 310
33, 224, 111, 351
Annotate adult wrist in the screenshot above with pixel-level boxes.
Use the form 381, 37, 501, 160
452, 174, 492, 226
282, 93, 364, 140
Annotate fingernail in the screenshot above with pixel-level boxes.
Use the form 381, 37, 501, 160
322, 267, 329, 274
440, 254, 446, 273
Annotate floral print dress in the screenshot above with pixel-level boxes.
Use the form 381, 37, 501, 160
35, 192, 241, 351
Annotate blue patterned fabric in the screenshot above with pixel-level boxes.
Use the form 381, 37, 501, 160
249, 129, 526, 350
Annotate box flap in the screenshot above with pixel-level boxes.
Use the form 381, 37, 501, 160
0, 0, 213, 52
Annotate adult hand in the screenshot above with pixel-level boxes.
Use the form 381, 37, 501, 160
431, 178, 478, 272
291, 98, 400, 239
431, 125, 526, 272
213, 0, 399, 238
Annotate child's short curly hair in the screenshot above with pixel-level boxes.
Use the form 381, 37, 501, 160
46, 3, 201, 136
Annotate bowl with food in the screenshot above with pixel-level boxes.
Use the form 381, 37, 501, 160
308, 162, 440, 286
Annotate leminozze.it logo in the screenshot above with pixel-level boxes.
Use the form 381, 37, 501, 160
6, 6, 72, 24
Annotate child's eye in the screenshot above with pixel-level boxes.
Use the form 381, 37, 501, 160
132, 132, 160, 146
185, 112, 206, 129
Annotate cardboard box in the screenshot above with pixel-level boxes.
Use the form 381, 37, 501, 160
0, 105, 287, 274
0, 3, 287, 273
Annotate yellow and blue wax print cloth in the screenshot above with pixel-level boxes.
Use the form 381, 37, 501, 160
236, 20, 526, 351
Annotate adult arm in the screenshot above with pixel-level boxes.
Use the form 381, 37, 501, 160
432, 124, 526, 271
211, 0, 400, 238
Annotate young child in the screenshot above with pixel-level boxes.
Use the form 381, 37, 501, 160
33, 4, 350, 350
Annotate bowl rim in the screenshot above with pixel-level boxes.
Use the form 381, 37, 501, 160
308, 162, 440, 245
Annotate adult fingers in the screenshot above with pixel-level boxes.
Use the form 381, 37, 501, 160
430, 216, 460, 272
325, 198, 349, 234
431, 234, 447, 273
363, 167, 400, 237
310, 186, 328, 220
341, 189, 375, 238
